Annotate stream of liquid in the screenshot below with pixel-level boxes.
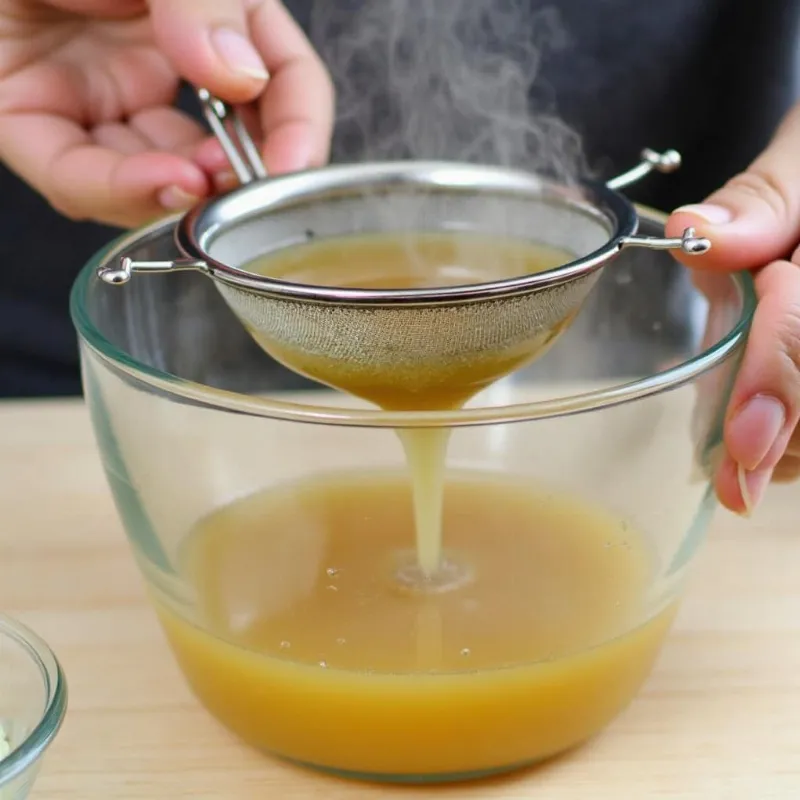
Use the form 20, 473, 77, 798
153, 231, 675, 777
245, 231, 574, 581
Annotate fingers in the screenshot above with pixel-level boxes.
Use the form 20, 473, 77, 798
93, 122, 151, 155
0, 111, 210, 228
147, 0, 269, 103
0, 0, 330, 227
666, 102, 800, 272
715, 260, 800, 513
249, 0, 334, 173
130, 106, 210, 153
665, 99, 800, 511
48, 1, 145, 17
182, 1, 335, 177
93, 107, 207, 156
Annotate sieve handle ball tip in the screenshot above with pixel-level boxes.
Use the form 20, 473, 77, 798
97, 257, 208, 286
606, 147, 683, 191
680, 227, 712, 255
96, 257, 133, 285
641, 148, 682, 174
620, 227, 712, 256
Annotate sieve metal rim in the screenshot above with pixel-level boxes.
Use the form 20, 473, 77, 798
173, 160, 635, 307
100, 142, 712, 302
98, 92, 710, 295
73, 206, 756, 429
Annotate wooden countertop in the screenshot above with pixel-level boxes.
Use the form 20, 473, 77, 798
1, 397, 799, 799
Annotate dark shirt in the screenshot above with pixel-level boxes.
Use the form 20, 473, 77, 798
0, 0, 797, 397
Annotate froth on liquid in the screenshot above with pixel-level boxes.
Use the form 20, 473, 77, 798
157, 471, 674, 777
243, 231, 576, 578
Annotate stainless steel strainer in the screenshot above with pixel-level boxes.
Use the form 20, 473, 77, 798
97, 89, 711, 397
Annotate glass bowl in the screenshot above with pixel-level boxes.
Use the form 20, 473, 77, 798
70, 203, 754, 784
0, 615, 67, 798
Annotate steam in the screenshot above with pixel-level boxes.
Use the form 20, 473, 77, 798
309, 0, 587, 183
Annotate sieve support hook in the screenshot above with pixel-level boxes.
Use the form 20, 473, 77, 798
196, 87, 267, 185
620, 226, 711, 256
97, 257, 207, 285
606, 148, 682, 191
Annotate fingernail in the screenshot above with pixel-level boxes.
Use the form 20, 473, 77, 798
215, 170, 238, 191
738, 463, 772, 517
728, 395, 786, 471
211, 28, 269, 81
674, 203, 734, 225
159, 186, 201, 210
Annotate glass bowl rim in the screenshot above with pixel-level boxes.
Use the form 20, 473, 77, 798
0, 615, 67, 787
70, 205, 756, 429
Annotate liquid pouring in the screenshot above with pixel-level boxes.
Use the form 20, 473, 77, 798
244, 230, 578, 583
94, 92, 715, 780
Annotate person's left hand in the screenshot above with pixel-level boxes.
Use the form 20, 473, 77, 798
667, 102, 800, 515
0, 0, 333, 229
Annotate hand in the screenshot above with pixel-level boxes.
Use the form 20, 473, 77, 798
0, 0, 334, 228
667, 103, 800, 514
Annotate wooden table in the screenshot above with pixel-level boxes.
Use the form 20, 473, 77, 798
1, 397, 798, 799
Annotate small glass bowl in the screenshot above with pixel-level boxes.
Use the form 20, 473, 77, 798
0, 616, 67, 798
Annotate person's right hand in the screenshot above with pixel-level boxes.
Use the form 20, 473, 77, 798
0, 0, 334, 229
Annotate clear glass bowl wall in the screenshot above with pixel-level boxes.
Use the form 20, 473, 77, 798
70, 202, 753, 779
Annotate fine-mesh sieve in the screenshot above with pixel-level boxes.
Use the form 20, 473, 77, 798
97, 89, 711, 399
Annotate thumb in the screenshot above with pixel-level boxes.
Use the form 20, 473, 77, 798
666, 102, 800, 271
147, 0, 269, 104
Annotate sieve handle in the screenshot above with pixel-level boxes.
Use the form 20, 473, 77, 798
97, 257, 208, 285
196, 87, 268, 185
606, 148, 682, 191
609, 149, 712, 255
620, 227, 711, 256
98, 88, 266, 285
